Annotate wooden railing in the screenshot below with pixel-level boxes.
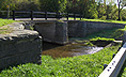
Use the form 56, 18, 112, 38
0, 11, 83, 20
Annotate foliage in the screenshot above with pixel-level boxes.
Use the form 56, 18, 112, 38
0, 0, 40, 11
121, 9, 126, 21
66, 0, 98, 19
96, 1, 119, 20
40, 0, 67, 12
0, 0, 126, 20
0, 44, 121, 77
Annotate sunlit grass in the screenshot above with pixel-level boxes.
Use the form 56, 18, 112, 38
0, 19, 15, 34
118, 61, 126, 77
0, 19, 15, 27
0, 44, 121, 77
0, 18, 125, 76
64, 17, 126, 24
0, 25, 123, 76
82, 18, 126, 24
71, 27, 126, 42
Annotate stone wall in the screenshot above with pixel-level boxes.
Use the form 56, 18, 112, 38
68, 21, 125, 37
0, 24, 42, 70
33, 20, 68, 44
21, 20, 125, 44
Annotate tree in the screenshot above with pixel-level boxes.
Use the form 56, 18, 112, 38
0, 0, 40, 11
121, 9, 126, 20
117, 0, 126, 20
96, 0, 119, 20
40, 0, 67, 12
66, 0, 98, 19
96, 0, 106, 19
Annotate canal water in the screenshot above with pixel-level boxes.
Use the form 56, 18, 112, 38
42, 39, 111, 58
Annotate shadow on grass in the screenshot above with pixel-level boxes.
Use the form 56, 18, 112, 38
84, 28, 124, 40
118, 60, 126, 77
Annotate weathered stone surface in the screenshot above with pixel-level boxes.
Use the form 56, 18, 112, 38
55, 21, 68, 44
68, 21, 125, 38
0, 25, 42, 69
0, 51, 41, 69
34, 20, 68, 44
20, 20, 125, 45
7, 22, 25, 30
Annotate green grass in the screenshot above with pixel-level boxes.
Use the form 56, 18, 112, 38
0, 44, 120, 77
66, 18, 126, 24
0, 19, 15, 27
90, 37, 115, 41
0, 19, 15, 34
84, 27, 126, 40
0, 18, 125, 77
118, 61, 126, 77
82, 18, 126, 24
70, 27, 126, 43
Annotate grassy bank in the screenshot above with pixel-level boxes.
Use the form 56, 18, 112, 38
82, 18, 126, 24
0, 26, 124, 77
118, 61, 126, 77
85, 27, 126, 40
0, 18, 125, 76
70, 27, 126, 43
67, 18, 126, 24
0, 19, 15, 34
0, 19, 15, 27
0, 44, 120, 77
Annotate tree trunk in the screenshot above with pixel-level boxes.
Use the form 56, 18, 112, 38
118, 0, 121, 20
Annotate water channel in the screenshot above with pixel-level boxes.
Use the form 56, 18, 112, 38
42, 38, 113, 59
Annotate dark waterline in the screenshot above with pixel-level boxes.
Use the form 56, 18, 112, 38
43, 41, 63, 51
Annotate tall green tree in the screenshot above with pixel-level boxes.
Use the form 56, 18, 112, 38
97, 0, 106, 19
117, 0, 126, 20
40, 0, 67, 12
0, 0, 40, 11
66, 0, 98, 19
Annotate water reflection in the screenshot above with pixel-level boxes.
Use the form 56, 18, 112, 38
71, 46, 103, 56
42, 42, 104, 58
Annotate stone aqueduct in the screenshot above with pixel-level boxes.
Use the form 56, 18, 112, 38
0, 20, 125, 69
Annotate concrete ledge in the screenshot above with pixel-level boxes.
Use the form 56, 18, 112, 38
0, 30, 42, 70
20, 20, 125, 44
33, 20, 68, 44
68, 21, 125, 38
